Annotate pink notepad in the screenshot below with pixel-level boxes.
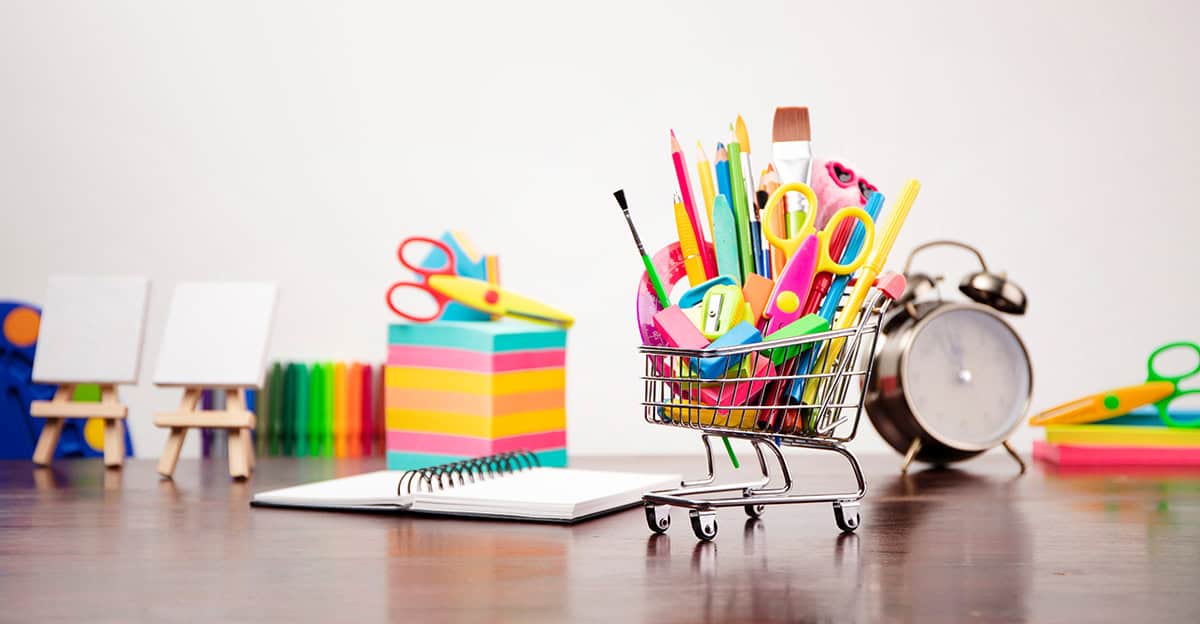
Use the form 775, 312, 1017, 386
1033, 440, 1200, 467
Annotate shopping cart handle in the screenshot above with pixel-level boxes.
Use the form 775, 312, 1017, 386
847, 272, 907, 301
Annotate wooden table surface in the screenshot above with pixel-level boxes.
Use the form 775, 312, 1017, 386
2, 452, 1199, 623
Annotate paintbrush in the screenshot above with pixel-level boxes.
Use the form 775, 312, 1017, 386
771, 107, 813, 238
614, 189, 670, 308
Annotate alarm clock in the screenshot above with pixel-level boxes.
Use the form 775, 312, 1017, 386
863, 240, 1032, 473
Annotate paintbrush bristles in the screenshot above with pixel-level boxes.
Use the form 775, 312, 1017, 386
613, 189, 629, 211
772, 106, 811, 142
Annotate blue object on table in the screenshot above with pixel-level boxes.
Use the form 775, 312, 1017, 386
0, 301, 133, 459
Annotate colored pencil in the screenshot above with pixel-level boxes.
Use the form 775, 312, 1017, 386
670, 130, 717, 279
696, 141, 717, 239
735, 115, 768, 276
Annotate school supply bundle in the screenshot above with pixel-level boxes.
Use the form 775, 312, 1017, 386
252, 451, 678, 523
615, 106, 922, 541
384, 232, 572, 471
1029, 342, 1200, 466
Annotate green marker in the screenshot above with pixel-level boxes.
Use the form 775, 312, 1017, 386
726, 140, 754, 282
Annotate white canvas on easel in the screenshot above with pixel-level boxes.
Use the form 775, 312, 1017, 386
153, 281, 277, 480
30, 275, 150, 468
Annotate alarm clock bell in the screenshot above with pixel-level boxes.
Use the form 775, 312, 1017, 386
864, 240, 1032, 474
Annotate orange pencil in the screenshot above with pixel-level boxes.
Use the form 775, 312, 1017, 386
333, 362, 347, 457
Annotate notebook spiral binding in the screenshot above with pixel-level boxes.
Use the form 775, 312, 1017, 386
396, 450, 542, 495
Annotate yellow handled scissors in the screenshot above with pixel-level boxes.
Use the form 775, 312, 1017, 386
762, 181, 875, 275
386, 237, 574, 328
1029, 341, 1200, 427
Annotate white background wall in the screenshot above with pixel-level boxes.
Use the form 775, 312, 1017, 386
2, 1, 1198, 460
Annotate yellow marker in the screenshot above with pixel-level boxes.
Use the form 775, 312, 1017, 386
696, 141, 717, 238
805, 179, 920, 405
674, 194, 707, 286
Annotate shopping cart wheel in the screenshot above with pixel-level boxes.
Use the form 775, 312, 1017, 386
744, 504, 766, 519
645, 505, 671, 534
833, 502, 860, 533
689, 510, 718, 541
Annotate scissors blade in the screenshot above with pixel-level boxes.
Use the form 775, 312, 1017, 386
427, 275, 574, 328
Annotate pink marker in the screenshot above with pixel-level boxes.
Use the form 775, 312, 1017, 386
763, 235, 819, 335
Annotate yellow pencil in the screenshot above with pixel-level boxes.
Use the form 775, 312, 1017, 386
696, 141, 717, 239
674, 193, 707, 286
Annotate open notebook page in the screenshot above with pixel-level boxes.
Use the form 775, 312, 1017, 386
409, 468, 680, 521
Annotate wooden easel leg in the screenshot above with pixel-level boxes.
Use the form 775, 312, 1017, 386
227, 428, 249, 479
33, 419, 65, 466
100, 385, 124, 469
104, 419, 125, 468
157, 427, 188, 478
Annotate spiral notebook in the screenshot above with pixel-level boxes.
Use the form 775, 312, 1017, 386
250, 451, 680, 523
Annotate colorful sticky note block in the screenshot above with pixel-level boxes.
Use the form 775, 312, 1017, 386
388, 320, 566, 352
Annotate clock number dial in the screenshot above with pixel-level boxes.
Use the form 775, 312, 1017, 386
903, 308, 1030, 451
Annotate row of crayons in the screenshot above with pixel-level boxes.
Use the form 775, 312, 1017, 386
254, 361, 387, 458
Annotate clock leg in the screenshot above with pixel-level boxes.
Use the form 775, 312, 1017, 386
900, 439, 922, 474
1002, 440, 1027, 474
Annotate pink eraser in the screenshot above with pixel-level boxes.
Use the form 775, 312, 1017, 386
652, 306, 710, 349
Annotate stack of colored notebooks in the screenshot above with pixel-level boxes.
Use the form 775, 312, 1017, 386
1033, 410, 1200, 466
385, 320, 568, 470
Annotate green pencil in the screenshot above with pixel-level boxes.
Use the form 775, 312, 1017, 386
726, 139, 754, 283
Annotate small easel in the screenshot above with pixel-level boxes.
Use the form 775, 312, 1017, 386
155, 386, 256, 480
30, 384, 128, 468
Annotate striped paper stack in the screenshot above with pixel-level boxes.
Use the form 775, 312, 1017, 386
385, 320, 568, 470
1034, 409, 1200, 466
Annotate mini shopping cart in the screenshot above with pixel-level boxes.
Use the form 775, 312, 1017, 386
639, 287, 895, 541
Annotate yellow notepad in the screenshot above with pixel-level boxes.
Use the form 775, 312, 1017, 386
1045, 424, 1200, 447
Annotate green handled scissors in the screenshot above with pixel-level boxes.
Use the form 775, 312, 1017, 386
1029, 341, 1200, 427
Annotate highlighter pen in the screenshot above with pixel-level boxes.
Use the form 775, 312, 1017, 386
789, 191, 885, 402
726, 139, 754, 282
614, 189, 670, 308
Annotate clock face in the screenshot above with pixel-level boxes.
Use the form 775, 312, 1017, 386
901, 307, 1031, 451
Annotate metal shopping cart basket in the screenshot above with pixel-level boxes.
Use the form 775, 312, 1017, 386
639, 287, 895, 541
